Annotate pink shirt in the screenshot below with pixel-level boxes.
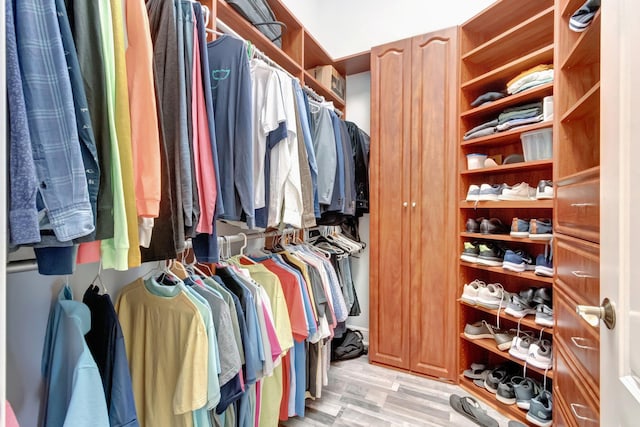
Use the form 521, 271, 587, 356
192, 23, 217, 234
6, 401, 20, 427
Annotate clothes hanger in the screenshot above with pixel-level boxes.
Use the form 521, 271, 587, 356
90, 260, 108, 294
238, 233, 248, 255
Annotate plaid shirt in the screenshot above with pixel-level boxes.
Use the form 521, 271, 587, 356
15, 0, 94, 242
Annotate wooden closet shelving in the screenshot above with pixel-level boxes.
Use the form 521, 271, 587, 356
458, 1, 555, 424
212, 0, 372, 113
552, 0, 602, 422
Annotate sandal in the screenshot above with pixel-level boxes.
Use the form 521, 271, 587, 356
449, 394, 499, 427
463, 362, 488, 380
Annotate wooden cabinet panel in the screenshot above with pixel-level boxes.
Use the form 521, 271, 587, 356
554, 342, 600, 426
556, 172, 600, 243
555, 234, 600, 307
369, 39, 412, 369
409, 28, 458, 380
554, 390, 579, 427
554, 287, 600, 395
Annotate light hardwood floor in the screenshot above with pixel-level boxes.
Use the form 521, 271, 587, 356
281, 356, 516, 427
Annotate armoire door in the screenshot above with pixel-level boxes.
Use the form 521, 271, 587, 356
369, 38, 413, 369
409, 27, 458, 380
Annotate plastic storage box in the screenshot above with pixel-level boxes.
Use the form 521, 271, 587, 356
521, 127, 553, 161
466, 153, 487, 170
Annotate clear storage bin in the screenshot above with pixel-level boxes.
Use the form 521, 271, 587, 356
521, 128, 552, 161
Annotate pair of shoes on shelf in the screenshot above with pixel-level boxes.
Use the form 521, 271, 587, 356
461, 241, 507, 267
466, 181, 553, 202
466, 217, 509, 234
464, 318, 515, 351
509, 218, 553, 240
505, 287, 552, 320
509, 334, 553, 370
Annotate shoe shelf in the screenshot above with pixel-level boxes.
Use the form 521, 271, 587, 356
560, 81, 600, 124
561, 11, 601, 71
460, 82, 553, 121
460, 334, 554, 379
461, 122, 552, 149
461, 7, 554, 71
458, 375, 531, 426
460, 232, 552, 245
461, 261, 554, 284
460, 44, 554, 92
459, 300, 553, 333
459, 200, 553, 209
460, 160, 553, 176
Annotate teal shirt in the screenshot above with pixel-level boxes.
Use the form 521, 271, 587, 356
41, 286, 110, 427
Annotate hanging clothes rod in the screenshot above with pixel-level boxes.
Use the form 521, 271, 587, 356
215, 18, 343, 117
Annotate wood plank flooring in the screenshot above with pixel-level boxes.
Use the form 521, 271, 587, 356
281, 356, 515, 427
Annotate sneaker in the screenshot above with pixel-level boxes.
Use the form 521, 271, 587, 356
510, 217, 530, 238
509, 333, 536, 361
465, 217, 484, 233
496, 376, 517, 405
461, 241, 480, 263
503, 249, 535, 272
534, 254, 553, 277
505, 292, 537, 318
461, 279, 486, 305
477, 243, 506, 267
478, 183, 505, 201
486, 323, 517, 351
512, 376, 541, 410
498, 182, 536, 200
466, 184, 481, 201
484, 366, 508, 394
569, 0, 600, 33
480, 218, 509, 234
527, 339, 553, 370
536, 180, 554, 200
529, 219, 553, 240
476, 283, 507, 309
532, 287, 552, 306
463, 321, 494, 340
526, 390, 553, 427
535, 303, 554, 327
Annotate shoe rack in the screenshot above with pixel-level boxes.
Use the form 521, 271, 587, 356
457, 0, 555, 423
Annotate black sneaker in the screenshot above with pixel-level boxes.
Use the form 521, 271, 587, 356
477, 242, 506, 267
480, 218, 509, 235
526, 390, 553, 427
466, 217, 485, 233
461, 241, 481, 263
484, 366, 508, 394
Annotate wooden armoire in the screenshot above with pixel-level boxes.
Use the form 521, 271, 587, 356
369, 26, 459, 380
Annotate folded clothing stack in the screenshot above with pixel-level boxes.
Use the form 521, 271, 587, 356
507, 64, 554, 95
497, 101, 543, 131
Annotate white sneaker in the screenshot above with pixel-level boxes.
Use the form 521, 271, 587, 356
476, 283, 507, 309
498, 182, 536, 200
508, 333, 535, 361
536, 180, 554, 200
466, 185, 480, 201
461, 279, 486, 305
527, 340, 553, 370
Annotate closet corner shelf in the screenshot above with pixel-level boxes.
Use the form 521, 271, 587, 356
303, 70, 346, 108
561, 11, 601, 71
459, 300, 553, 333
560, 81, 600, 124
459, 376, 530, 424
460, 82, 553, 121
556, 165, 600, 187
460, 232, 553, 245
461, 6, 554, 68
460, 159, 553, 176
459, 261, 554, 284
460, 44, 554, 92
333, 50, 371, 76
461, 122, 552, 148
459, 200, 553, 209
460, 334, 555, 378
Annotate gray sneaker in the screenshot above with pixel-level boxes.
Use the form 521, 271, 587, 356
478, 183, 505, 201
463, 321, 493, 340
535, 303, 554, 327
512, 376, 541, 410
487, 323, 517, 351
496, 376, 517, 405
526, 390, 553, 427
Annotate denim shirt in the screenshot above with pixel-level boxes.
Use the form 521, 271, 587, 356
15, 0, 94, 242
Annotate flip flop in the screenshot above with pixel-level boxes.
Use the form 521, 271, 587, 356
463, 363, 488, 380
449, 394, 499, 427
508, 421, 528, 427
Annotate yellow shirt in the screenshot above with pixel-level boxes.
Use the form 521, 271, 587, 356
506, 64, 553, 89
115, 278, 208, 427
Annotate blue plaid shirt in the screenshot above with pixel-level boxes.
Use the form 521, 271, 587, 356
15, 0, 94, 242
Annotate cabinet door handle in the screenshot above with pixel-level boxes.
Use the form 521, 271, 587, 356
570, 202, 595, 207
411, 202, 416, 208
403, 202, 408, 208
572, 270, 594, 279
570, 403, 598, 423
571, 336, 597, 350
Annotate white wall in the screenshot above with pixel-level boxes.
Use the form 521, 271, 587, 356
282, 0, 495, 58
